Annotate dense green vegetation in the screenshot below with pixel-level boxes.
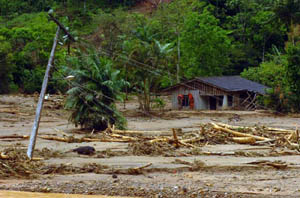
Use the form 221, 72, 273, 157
0, 0, 300, 114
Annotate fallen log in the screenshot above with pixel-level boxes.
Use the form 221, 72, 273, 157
211, 123, 272, 141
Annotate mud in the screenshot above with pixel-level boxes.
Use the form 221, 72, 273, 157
1, 94, 300, 197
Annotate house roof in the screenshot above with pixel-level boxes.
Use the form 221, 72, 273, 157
163, 76, 270, 94
196, 76, 269, 94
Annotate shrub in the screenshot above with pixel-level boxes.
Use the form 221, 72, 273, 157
64, 51, 127, 130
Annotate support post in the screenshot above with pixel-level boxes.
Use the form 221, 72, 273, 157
222, 95, 228, 110
27, 27, 60, 159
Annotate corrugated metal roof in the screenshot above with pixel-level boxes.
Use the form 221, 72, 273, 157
196, 76, 269, 94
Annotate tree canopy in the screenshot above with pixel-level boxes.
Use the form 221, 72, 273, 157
0, 0, 299, 112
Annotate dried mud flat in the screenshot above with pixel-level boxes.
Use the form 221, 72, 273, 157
1, 94, 300, 197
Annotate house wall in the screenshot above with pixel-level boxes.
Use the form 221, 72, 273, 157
190, 81, 227, 95
168, 82, 258, 110
171, 87, 203, 110
199, 96, 209, 109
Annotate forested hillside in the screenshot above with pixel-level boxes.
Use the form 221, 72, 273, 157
0, 0, 299, 112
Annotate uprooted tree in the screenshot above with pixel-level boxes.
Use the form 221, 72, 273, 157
64, 49, 127, 131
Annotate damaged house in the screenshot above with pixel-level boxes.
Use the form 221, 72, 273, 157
163, 76, 269, 110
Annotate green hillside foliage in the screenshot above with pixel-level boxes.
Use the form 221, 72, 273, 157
0, 0, 300, 112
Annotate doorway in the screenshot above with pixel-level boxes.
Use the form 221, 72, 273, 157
209, 96, 217, 110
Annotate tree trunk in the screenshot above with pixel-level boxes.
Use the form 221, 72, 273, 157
290, 19, 295, 46
143, 78, 150, 112
177, 31, 180, 83
262, 36, 265, 62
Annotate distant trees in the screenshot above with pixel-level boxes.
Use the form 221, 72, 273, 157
1, 0, 299, 113
274, 0, 300, 45
181, 7, 231, 77
242, 43, 300, 112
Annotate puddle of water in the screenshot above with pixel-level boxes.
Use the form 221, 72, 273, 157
0, 190, 137, 198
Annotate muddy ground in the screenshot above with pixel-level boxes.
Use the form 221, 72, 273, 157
1, 94, 300, 197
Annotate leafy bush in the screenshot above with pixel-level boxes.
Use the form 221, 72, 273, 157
151, 97, 166, 111
22, 67, 45, 94
64, 51, 127, 130
0, 35, 13, 94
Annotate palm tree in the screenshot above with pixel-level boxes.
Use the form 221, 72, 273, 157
64, 49, 127, 130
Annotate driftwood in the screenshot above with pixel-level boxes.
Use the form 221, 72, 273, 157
247, 160, 288, 169
287, 129, 299, 142
0, 109, 19, 114
38, 135, 135, 143
0, 153, 9, 159
182, 136, 204, 144
172, 128, 180, 147
0, 109, 30, 116
0, 118, 19, 122
148, 134, 197, 148
267, 127, 294, 133
0, 135, 29, 139
149, 137, 169, 143
211, 122, 272, 141
112, 129, 173, 136
232, 137, 256, 144
285, 138, 300, 150
0, 152, 42, 161
217, 122, 294, 134
109, 134, 140, 142
133, 163, 152, 170
253, 139, 276, 145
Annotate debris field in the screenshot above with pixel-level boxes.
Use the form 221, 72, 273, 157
1, 95, 300, 197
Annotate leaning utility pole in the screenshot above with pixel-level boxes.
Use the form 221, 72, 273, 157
27, 11, 75, 159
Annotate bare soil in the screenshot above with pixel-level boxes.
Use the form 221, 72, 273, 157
1, 94, 300, 197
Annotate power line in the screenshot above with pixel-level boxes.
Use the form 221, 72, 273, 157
97, 47, 272, 112
53, 47, 278, 115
